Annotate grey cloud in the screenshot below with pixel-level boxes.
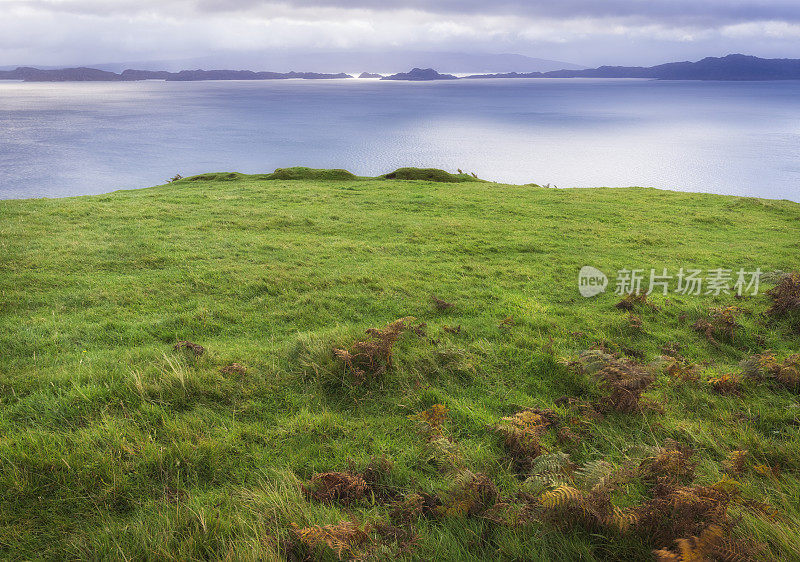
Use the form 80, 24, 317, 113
3, 0, 800, 68
15, 0, 800, 25
193, 0, 800, 25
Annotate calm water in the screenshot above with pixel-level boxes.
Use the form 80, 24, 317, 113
1, 78, 799, 200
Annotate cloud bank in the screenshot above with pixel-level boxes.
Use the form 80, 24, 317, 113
2, 0, 799, 67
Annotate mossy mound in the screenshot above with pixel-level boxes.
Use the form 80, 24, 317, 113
183, 167, 482, 183
261, 167, 357, 181
382, 167, 480, 182
185, 172, 246, 182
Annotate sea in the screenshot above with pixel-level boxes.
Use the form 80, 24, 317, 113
1, 77, 798, 201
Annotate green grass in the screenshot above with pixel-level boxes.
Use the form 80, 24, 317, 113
1, 170, 799, 560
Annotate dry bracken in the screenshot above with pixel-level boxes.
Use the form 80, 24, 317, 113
410, 404, 448, 436
707, 373, 742, 395
741, 352, 800, 391
431, 295, 455, 311
173, 340, 205, 356
615, 292, 648, 310
665, 357, 701, 382
723, 450, 748, 475
495, 409, 556, 471
332, 317, 413, 382
439, 470, 499, 517
292, 521, 371, 560
692, 307, 740, 344
219, 362, 246, 375
302, 472, 369, 504
765, 271, 800, 317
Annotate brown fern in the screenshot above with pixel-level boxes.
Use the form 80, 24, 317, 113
292, 521, 371, 559
557, 426, 581, 446
431, 295, 455, 311
774, 357, 800, 391
410, 404, 448, 436
303, 472, 369, 504
692, 319, 716, 344
574, 349, 656, 413
219, 362, 246, 375
665, 358, 700, 382
765, 271, 800, 317
641, 440, 696, 487
410, 404, 465, 470
615, 292, 648, 310
742, 352, 800, 391
333, 317, 414, 382
740, 352, 777, 381
635, 482, 734, 547
653, 524, 724, 561
594, 360, 655, 413
356, 455, 393, 486
538, 483, 627, 531
753, 464, 781, 479
352, 455, 399, 503
692, 307, 740, 344
707, 373, 742, 396
173, 340, 204, 356
495, 409, 556, 471
723, 450, 748, 475
388, 493, 425, 523
661, 341, 683, 357
439, 471, 499, 517
533, 457, 638, 532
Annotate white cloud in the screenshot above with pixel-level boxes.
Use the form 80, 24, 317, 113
1, 0, 799, 66
721, 20, 800, 38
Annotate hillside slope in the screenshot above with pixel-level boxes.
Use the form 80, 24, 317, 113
1, 172, 799, 560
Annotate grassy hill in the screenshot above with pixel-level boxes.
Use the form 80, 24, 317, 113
1, 170, 799, 560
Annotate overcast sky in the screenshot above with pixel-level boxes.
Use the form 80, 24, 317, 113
3, 0, 800, 67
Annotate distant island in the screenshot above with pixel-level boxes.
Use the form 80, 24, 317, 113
467, 54, 800, 81
2, 54, 800, 82
0, 67, 353, 82
381, 68, 458, 81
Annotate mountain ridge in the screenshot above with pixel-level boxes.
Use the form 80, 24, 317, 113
3, 55, 800, 82
467, 54, 800, 81
0, 67, 353, 82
